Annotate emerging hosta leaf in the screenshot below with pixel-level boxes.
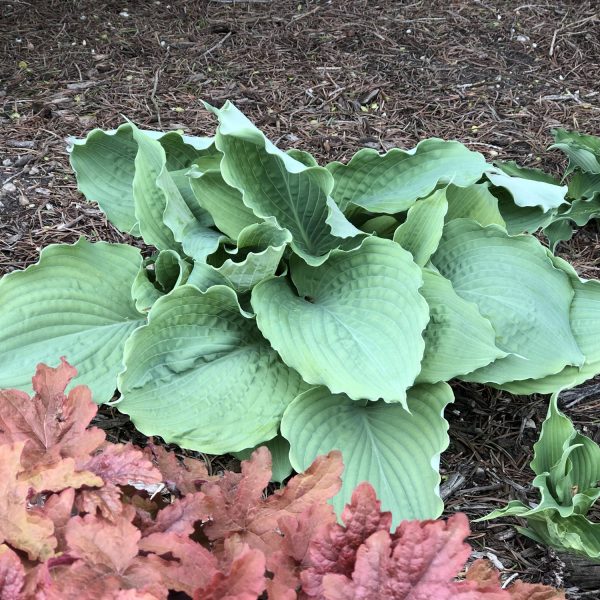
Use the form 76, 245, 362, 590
445, 183, 505, 227
433, 220, 584, 384
417, 268, 506, 383
118, 285, 307, 454
486, 171, 567, 212
209, 101, 354, 265
281, 382, 453, 523
252, 237, 429, 404
326, 139, 487, 215
0, 239, 145, 403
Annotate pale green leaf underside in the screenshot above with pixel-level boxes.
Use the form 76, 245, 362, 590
211, 101, 348, 265
0, 238, 144, 403
117, 285, 307, 454
251, 237, 429, 404
326, 139, 487, 214
393, 188, 448, 267
433, 219, 584, 384
486, 171, 567, 212
281, 382, 453, 524
551, 129, 600, 175
416, 268, 506, 383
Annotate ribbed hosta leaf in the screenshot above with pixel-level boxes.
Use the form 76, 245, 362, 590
432, 219, 584, 384
503, 256, 600, 394
445, 183, 505, 227
416, 268, 505, 383
232, 435, 293, 484
0, 239, 144, 403
118, 285, 307, 454
251, 237, 429, 405
393, 189, 447, 266
326, 139, 487, 215
188, 162, 260, 240
209, 102, 354, 265
551, 129, 600, 175
281, 382, 453, 524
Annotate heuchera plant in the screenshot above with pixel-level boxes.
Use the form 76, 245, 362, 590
481, 391, 600, 561
0, 360, 564, 599
1, 102, 600, 523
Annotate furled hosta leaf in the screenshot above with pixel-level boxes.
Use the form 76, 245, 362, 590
232, 436, 293, 484
281, 382, 453, 524
209, 101, 355, 265
70, 124, 141, 235
132, 258, 165, 314
416, 268, 506, 383
445, 183, 505, 227
251, 237, 429, 405
551, 128, 600, 175
432, 219, 584, 384
326, 139, 487, 215
393, 188, 448, 266
188, 162, 260, 240
118, 285, 307, 454
186, 262, 230, 292
486, 171, 567, 212
358, 215, 399, 238
502, 258, 600, 394
0, 239, 145, 403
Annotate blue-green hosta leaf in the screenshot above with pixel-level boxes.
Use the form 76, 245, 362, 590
551, 129, 600, 175
232, 435, 293, 484
494, 160, 561, 185
359, 215, 399, 238
569, 171, 600, 201
188, 162, 260, 240
281, 382, 453, 524
416, 268, 506, 383
532, 513, 600, 559
117, 285, 307, 454
0, 239, 145, 403
486, 171, 568, 212
186, 262, 230, 292
496, 193, 556, 235
543, 219, 575, 251
503, 258, 600, 394
326, 139, 487, 215
433, 219, 584, 384
251, 237, 429, 405
393, 188, 448, 267
69, 126, 214, 237
209, 102, 354, 265
445, 183, 505, 227
132, 260, 164, 314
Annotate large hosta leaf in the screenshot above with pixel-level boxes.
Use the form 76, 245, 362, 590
326, 139, 487, 215
432, 219, 584, 384
445, 183, 505, 227
251, 237, 429, 405
416, 268, 505, 383
281, 382, 453, 524
209, 102, 353, 265
118, 285, 307, 454
503, 258, 600, 394
0, 239, 144, 403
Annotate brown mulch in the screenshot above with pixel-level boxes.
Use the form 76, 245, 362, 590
1, 0, 600, 595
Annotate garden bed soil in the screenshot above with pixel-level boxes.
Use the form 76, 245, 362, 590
1, 1, 600, 596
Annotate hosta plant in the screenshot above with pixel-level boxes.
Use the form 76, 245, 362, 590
0, 360, 564, 599
480, 392, 600, 562
492, 128, 600, 248
1, 102, 600, 524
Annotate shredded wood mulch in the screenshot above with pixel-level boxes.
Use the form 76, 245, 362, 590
1, 0, 600, 595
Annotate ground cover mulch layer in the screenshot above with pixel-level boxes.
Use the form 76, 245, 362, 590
1, 1, 600, 596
